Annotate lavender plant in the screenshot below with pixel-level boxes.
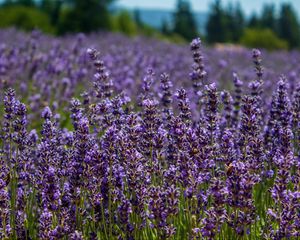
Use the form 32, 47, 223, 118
0, 29, 300, 239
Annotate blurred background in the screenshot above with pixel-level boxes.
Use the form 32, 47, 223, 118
0, 0, 299, 50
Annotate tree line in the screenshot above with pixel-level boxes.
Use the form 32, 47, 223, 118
1, 0, 300, 50
172, 0, 300, 50
0, 0, 116, 34
205, 0, 300, 49
0, 0, 186, 42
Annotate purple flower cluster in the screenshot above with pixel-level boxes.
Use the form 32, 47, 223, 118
1, 29, 300, 239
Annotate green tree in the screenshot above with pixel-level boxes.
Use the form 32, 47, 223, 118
58, 0, 114, 34
0, 6, 54, 33
173, 0, 198, 41
278, 3, 300, 48
225, 2, 245, 42
40, 0, 62, 26
260, 4, 277, 32
206, 0, 227, 43
248, 13, 260, 28
161, 18, 170, 35
16, 0, 35, 7
233, 3, 245, 41
133, 8, 143, 28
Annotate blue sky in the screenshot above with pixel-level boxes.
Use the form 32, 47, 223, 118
117, 0, 300, 15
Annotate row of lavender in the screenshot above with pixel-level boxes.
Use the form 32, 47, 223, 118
0, 28, 299, 122
0, 29, 300, 239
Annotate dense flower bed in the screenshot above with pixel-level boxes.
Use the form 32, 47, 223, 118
0, 29, 300, 239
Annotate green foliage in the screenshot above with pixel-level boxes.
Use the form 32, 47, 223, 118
248, 13, 260, 29
206, 1, 300, 49
0, 6, 54, 33
3, 0, 35, 7
15, 0, 35, 7
278, 3, 300, 49
161, 18, 171, 35
57, 0, 113, 35
173, 0, 198, 41
0, 0, 187, 44
224, 2, 245, 42
247, 3, 300, 49
139, 24, 157, 37
206, 0, 245, 43
206, 0, 227, 43
248, 4, 277, 31
114, 10, 137, 36
260, 4, 277, 33
133, 8, 143, 28
39, 0, 62, 26
240, 28, 288, 51
164, 33, 187, 44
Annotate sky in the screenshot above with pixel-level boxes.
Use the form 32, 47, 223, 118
117, 0, 300, 15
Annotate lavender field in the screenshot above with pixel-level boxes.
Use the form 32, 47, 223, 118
1, 28, 300, 239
